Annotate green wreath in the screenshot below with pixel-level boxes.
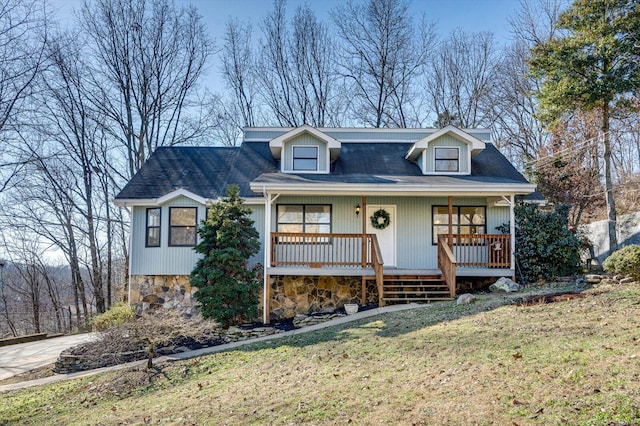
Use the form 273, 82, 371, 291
370, 208, 391, 230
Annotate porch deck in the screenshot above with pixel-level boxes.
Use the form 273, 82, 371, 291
268, 232, 512, 305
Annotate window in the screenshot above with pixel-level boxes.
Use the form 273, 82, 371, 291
146, 208, 161, 247
435, 147, 459, 172
169, 207, 197, 246
292, 146, 318, 171
432, 206, 486, 244
277, 205, 331, 241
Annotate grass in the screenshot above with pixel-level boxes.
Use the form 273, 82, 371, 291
1, 281, 639, 425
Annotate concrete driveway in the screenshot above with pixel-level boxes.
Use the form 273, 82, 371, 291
0, 333, 96, 380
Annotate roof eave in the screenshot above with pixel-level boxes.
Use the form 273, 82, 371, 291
249, 181, 536, 196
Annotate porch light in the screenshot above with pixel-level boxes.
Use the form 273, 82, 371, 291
355, 204, 361, 216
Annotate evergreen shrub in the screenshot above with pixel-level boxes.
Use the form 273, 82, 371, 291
190, 185, 261, 327
499, 202, 582, 284
603, 245, 640, 281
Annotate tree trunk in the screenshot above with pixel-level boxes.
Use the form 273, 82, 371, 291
601, 103, 618, 254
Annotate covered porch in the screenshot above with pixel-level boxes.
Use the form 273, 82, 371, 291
260, 193, 516, 324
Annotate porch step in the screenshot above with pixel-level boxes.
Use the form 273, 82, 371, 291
379, 275, 453, 303
382, 297, 452, 302
384, 288, 449, 295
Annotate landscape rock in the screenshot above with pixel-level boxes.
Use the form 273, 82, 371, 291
585, 274, 602, 284
456, 293, 476, 305
489, 277, 520, 293
619, 277, 635, 284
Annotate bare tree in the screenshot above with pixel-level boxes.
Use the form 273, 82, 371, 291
221, 18, 257, 129
257, 0, 340, 127
80, 0, 213, 178
534, 111, 605, 226
331, 0, 435, 127
0, 0, 48, 191
427, 30, 500, 129
492, 0, 563, 169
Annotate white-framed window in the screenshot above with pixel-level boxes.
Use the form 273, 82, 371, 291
434, 147, 460, 172
292, 146, 318, 171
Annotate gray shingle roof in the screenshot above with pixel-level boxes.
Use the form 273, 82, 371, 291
115, 139, 530, 201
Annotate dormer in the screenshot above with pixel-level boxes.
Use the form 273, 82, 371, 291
405, 125, 486, 175
269, 125, 341, 174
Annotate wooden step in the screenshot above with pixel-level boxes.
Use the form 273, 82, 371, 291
383, 275, 442, 280
383, 283, 447, 288
382, 297, 453, 302
383, 278, 444, 283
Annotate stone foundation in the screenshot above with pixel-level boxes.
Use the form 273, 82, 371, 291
130, 274, 379, 321
268, 275, 379, 321
129, 275, 199, 317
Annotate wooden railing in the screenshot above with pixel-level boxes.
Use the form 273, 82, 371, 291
437, 235, 457, 298
369, 234, 385, 307
452, 234, 511, 268
271, 233, 378, 268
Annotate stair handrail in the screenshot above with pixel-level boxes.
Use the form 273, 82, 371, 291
437, 235, 457, 298
369, 234, 385, 307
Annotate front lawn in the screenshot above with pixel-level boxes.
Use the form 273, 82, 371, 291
1, 281, 639, 425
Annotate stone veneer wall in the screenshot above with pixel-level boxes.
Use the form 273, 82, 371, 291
130, 274, 380, 321
129, 275, 198, 317
269, 275, 379, 320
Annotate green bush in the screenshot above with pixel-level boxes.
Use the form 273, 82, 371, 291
603, 245, 640, 280
499, 202, 582, 285
92, 302, 135, 331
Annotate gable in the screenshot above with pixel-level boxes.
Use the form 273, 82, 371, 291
406, 125, 487, 175
268, 125, 340, 164
281, 133, 330, 173
422, 135, 470, 174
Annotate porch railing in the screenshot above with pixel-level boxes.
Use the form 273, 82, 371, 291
451, 234, 511, 268
270, 233, 379, 268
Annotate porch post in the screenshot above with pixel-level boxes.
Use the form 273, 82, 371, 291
448, 195, 453, 247
361, 195, 367, 304
361, 195, 367, 267
263, 192, 276, 324
510, 194, 516, 279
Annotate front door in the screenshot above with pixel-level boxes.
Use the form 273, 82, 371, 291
366, 205, 397, 267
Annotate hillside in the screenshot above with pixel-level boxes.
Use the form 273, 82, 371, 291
1, 281, 639, 425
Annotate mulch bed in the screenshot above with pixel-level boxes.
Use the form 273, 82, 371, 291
516, 292, 588, 306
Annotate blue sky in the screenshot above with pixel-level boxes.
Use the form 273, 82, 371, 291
191, 0, 521, 45
53, 0, 522, 92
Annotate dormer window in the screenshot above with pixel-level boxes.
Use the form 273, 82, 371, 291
435, 147, 459, 172
405, 125, 487, 175
268, 125, 341, 174
293, 146, 318, 171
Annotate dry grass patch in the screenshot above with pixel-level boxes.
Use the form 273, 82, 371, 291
1, 282, 639, 425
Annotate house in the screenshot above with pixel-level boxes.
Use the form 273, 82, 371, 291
114, 125, 536, 323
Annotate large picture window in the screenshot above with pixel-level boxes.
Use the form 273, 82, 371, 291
146, 208, 161, 247
169, 207, 197, 246
432, 206, 486, 244
292, 146, 318, 171
435, 147, 459, 172
277, 205, 331, 241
